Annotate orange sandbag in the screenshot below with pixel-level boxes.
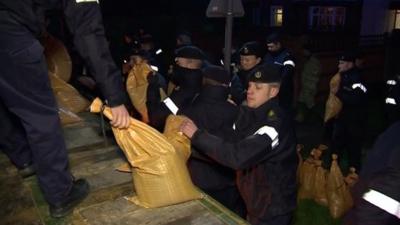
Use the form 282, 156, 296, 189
163, 115, 191, 161
58, 107, 82, 125
126, 62, 152, 123
344, 167, 359, 187
49, 72, 89, 113
43, 34, 72, 82
90, 98, 202, 208
327, 154, 353, 218
313, 160, 328, 206
297, 150, 317, 200
324, 73, 342, 122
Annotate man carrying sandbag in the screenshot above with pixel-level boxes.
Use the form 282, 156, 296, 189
0, 0, 129, 218
180, 65, 246, 217
328, 51, 368, 171
146, 45, 204, 131
181, 64, 298, 225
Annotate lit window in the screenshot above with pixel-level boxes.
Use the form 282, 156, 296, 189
395, 10, 400, 29
309, 6, 346, 31
271, 6, 283, 27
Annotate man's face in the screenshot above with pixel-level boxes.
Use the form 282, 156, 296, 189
240, 55, 261, 71
175, 57, 189, 68
267, 42, 281, 53
246, 81, 279, 108
338, 60, 354, 73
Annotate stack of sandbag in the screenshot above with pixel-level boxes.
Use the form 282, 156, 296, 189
327, 154, 354, 218
43, 34, 72, 82
324, 73, 342, 122
43, 35, 89, 124
297, 145, 357, 218
90, 98, 202, 208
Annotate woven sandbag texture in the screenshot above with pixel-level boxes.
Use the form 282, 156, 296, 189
49, 73, 89, 113
90, 98, 201, 208
126, 62, 152, 123
43, 35, 72, 82
324, 73, 342, 122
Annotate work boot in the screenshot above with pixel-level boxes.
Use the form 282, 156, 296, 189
18, 164, 35, 178
49, 179, 90, 218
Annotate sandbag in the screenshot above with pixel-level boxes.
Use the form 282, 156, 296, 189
126, 62, 152, 123
49, 72, 89, 113
297, 151, 317, 200
344, 167, 359, 187
324, 73, 342, 122
327, 154, 353, 218
163, 115, 191, 161
313, 160, 328, 206
58, 107, 82, 125
43, 34, 72, 82
90, 98, 202, 208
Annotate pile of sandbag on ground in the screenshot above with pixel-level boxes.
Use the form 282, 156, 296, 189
297, 144, 358, 218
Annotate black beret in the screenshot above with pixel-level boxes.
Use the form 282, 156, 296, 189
248, 63, 282, 83
175, 45, 205, 60
202, 65, 231, 85
140, 34, 154, 44
339, 51, 357, 62
130, 49, 152, 60
266, 32, 282, 44
239, 41, 263, 57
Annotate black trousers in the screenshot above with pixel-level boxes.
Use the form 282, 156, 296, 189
0, 10, 72, 205
330, 111, 365, 171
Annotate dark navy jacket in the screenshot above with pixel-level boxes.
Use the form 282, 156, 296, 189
263, 49, 295, 109
191, 98, 297, 221
180, 85, 238, 190
0, 0, 126, 106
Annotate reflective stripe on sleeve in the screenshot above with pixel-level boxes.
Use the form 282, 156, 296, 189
387, 80, 397, 86
76, 0, 98, 3
386, 98, 397, 105
254, 126, 279, 148
163, 97, 179, 115
283, 60, 295, 67
150, 65, 159, 72
352, 83, 367, 93
232, 123, 236, 130
156, 49, 163, 55
363, 189, 400, 219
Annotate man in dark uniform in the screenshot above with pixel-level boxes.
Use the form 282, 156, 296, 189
230, 41, 264, 105
330, 51, 368, 171
343, 121, 400, 225
181, 64, 298, 225
146, 45, 204, 131
263, 33, 295, 111
384, 73, 400, 126
0, 0, 130, 218
180, 65, 245, 217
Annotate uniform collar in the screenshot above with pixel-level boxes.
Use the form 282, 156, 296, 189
249, 97, 279, 121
